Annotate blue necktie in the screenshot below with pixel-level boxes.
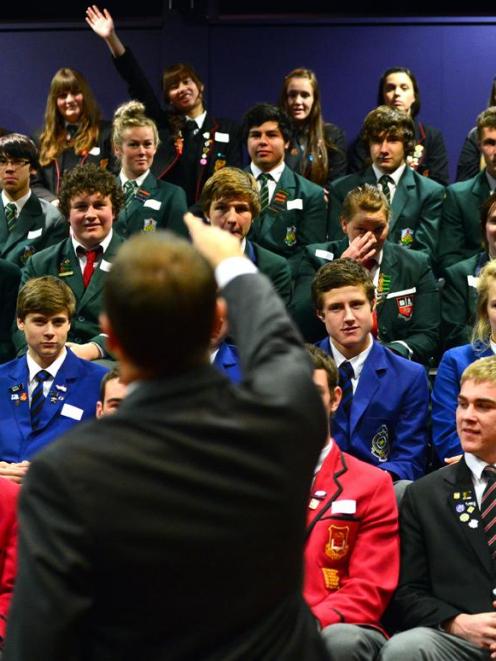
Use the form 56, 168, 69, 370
31, 370, 50, 430
339, 361, 354, 417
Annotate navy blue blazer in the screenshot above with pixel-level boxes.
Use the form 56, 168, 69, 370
213, 342, 241, 384
432, 343, 493, 463
0, 349, 107, 461
316, 338, 430, 480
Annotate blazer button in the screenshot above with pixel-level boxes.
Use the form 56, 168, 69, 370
78, 315, 85, 322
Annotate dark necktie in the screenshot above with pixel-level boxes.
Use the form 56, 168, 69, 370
338, 361, 355, 417
123, 180, 137, 207
379, 174, 394, 203
258, 173, 272, 211
4, 203, 17, 232
482, 466, 496, 558
66, 123, 79, 141
31, 370, 51, 430
78, 246, 103, 288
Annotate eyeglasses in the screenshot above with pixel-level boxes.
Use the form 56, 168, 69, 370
0, 158, 30, 169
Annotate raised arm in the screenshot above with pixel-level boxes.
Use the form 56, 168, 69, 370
85, 5, 125, 57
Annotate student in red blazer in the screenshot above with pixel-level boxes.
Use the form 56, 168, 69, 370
0, 477, 19, 651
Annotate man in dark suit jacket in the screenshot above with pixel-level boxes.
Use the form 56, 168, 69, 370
14, 164, 125, 360
438, 108, 496, 273
328, 106, 444, 267
199, 165, 292, 305
0, 259, 20, 364
0, 133, 67, 268
3, 218, 329, 661
380, 355, 496, 660
242, 104, 327, 275
292, 184, 439, 365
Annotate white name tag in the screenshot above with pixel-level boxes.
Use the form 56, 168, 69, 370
61, 403, 83, 421
89, 146, 101, 156
467, 275, 479, 288
27, 228, 43, 239
99, 259, 112, 272
144, 199, 162, 211
315, 249, 334, 261
214, 131, 230, 143
331, 499, 356, 515
287, 198, 303, 210
386, 286, 417, 299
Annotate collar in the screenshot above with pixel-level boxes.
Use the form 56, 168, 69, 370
2, 189, 32, 214
490, 338, 496, 354
464, 452, 491, 481
26, 346, 67, 384
240, 237, 247, 253
372, 162, 406, 186
250, 161, 285, 184
314, 438, 333, 475
71, 228, 113, 256
119, 170, 149, 188
330, 335, 374, 380
486, 170, 496, 192
186, 110, 207, 130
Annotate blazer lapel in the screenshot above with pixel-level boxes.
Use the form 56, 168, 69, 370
306, 444, 347, 537
8, 359, 31, 444
390, 168, 414, 233
35, 351, 80, 432
376, 244, 398, 323
472, 171, 491, 203
350, 341, 384, 436
79, 233, 122, 308
446, 459, 494, 579
2, 196, 41, 254
259, 166, 297, 240
57, 240, 85, 302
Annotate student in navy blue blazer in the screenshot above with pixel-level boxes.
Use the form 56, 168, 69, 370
432, 260, 496, 463
313, 258, 430, 481
0, 277, 106, 483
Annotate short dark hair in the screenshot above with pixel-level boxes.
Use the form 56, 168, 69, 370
99, 366, 121, 403
361, 105, 416, 158
59, 163, 124, 218
476, 106, 496, 141
311, 258, 375, 312
305, 343, 339, 391
200, 167, 261, 218
480, 190, 496, 252
242, 103, 292, 144
377, 66, 421, 117
0, 133, 39, 169
16, 276, 76, 320
104, 232, 217, 377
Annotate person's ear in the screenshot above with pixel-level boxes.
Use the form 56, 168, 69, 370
330, 386, 342, 415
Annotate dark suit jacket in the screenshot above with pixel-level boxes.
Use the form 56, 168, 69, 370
438, 170, 491, 272
441, 252, 487, 350
114, 172, 188, 239
291, 239, 440, 365
285, 121, 348, 187
456, 126, 482, 182
0, 193, 67, 267
31, 120, 114, 201
0, 259, 20, 364
328, 165, 444, 265
387, 458, 496, 631
316, 338, 430, 480
15, 232, 124, 355
4, 272, 329, 661
247, 165, 327, 275
348, 120, 449, 186
113, 47, 242, 204
245, 239, 292, 305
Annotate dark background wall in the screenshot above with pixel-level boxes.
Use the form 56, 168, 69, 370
0, 8, 495, 182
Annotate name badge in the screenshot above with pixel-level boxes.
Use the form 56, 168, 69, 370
27, 228, 43, 240
143, 199, 162, 211
386, 287, 417, 299
61, 403, 83, 421
214, 131, 230, 143
315, 249, 334, 261
99, 259, 112, 272
287, 198, 303, 210
331, 499, 356, 514
89, 146, 101, 156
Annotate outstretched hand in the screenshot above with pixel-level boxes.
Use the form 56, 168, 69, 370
183, 213, 244, 268
86, 5, 115, 39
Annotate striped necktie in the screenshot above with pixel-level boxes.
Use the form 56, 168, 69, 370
379, 174, 394, 203
123, 180, 137, 207
31, 369, 51, 430
5, 203, 17, 232
482, 466, 496, 558
258, 173, 272, 211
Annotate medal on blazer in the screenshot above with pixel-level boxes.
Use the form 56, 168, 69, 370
396, 294, 414, 319
58, 258, 74, 277
452, 491, 479, 529
143, 219, 157, 232
321, 567, 340, 589
400, 228, 414, 247
376, 273, 391, 303
284, 225, 297, 247
371, 425, 390, 462
325, 524, 350, 560
21, 246, 36, 265
135, 188, 151, 203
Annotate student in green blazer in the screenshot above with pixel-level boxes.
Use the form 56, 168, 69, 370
199, 166, 292, 305
438, 107, 496, 273
0, 134, 67, 268
327, 106, 444, 267
15, 164, 125, 361
291, 184, 440, 366
242, 104, 327, 276
441, 191, 496, 350
112, 101, 188, 239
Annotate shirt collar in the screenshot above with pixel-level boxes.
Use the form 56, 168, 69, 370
372, 162, 406, 186
2, 189, 31, 214
26, 346, 67, 384
71, 227, 113, 256
486, 170, 496, 192
119, 170, 149, 188
250, 161, 285, 184
464, 452, 491, 481
330, 335, 374, 380
186, 111, 207, 130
